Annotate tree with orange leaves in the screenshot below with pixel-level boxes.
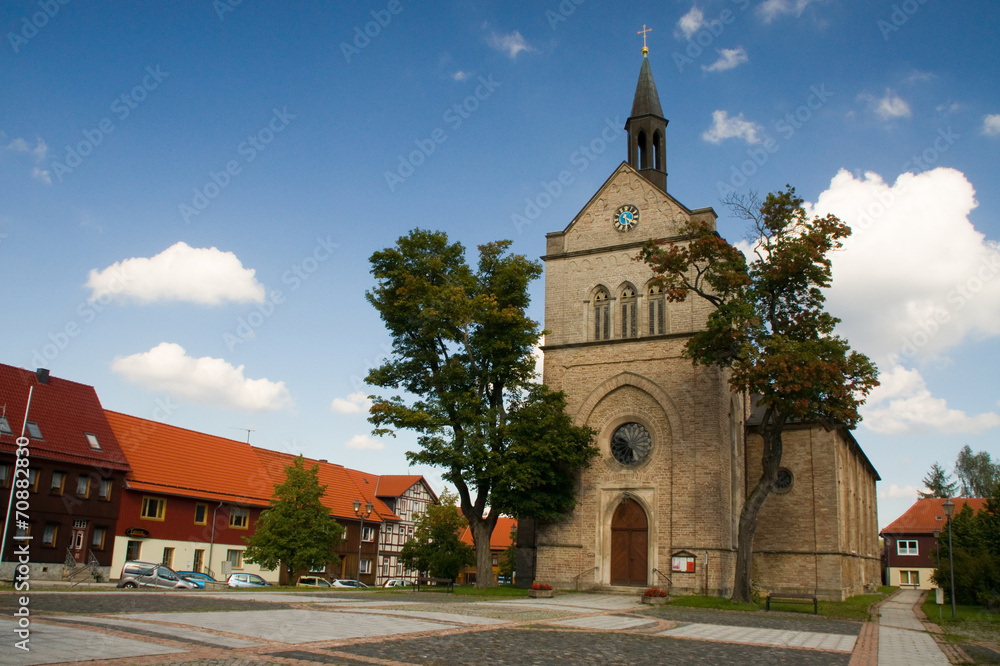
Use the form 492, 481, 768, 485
640, 186, 879, 603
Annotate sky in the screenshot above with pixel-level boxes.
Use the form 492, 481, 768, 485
1, 0, 997, 530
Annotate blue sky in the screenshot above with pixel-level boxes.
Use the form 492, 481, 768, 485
1, 1, 997, 528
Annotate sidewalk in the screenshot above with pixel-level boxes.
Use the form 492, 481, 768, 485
877, 589, 950, 665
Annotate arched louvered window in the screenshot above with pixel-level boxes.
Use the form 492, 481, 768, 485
620, 286, 637, 338
648, 284, 666, 335
594, 288, 611, 341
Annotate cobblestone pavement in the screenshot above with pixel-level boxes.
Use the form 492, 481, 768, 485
0, 590, 867, 665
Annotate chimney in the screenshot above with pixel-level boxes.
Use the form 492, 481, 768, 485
36, 368, 50, 384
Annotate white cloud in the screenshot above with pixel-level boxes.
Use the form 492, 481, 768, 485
488, 31, 533, 60
878, 483, 920, 500
703, 47, 748, 73
702, 110, 763, 144
676, 6, 705, 39
31, 167, 51, 185
758, 0, 819, 23
982, 114, 1000, 136
453, 71, 470, 82
862, 91, 911, 120
346, 434, 385, 451
812, 168, 1000, 363
331, 392, 372, 415
5, 136, 47, 161
112, 343, 293, 411
86, 241, 265, 305
862, 365, 1000, 435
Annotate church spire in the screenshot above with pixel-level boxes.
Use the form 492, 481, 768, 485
625, 39, 668, 192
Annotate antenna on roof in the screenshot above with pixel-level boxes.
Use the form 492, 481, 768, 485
230, 427, 255, 443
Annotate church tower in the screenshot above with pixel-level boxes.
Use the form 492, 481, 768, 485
625, 51, 668, 192
524, 42, 881, 600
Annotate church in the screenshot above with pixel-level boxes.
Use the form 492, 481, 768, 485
521, 47, 881, 601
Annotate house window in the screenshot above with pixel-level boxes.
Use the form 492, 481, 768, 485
15, 522, 31, 539
50, 471, 66, 495
229, 507, 249, 529
0, 415, 11, 434
897, 540, 918, 556
98, 479, 112, 501
42, 523, 58, 547
28, 469, 39, 492
76, 476, 91, 498
73, 519, 88, 529
91, 527, 106, 550
492, 555, 498, 566
125, 540, 142, 561
162, 547, 174, 568
26, 421, 43, 439
620, 286, 637, 338
593, 288, 611, 341
0, 464, 10, 488
900, 570, 920, 586
85, 433, 102, 450
227, 549, 243, 569
362, 525, 375, 542
194, 503, 208, 525
141, 496, 166, 521
648, 284, 666, 335
360, 558, 372, 574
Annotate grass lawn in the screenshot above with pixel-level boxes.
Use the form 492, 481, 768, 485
666, 586, 893, 622
920, 596, 1000, 652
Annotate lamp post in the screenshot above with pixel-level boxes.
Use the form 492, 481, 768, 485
353, 499, 373, 583
942, 498, 956, 620
933, 529, 942, 620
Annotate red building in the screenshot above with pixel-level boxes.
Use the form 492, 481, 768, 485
880, 497, 988, 589
0, 365, 131, 581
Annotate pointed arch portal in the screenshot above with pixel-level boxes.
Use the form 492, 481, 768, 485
610, 498, 648, 586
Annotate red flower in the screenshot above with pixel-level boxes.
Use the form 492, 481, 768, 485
532, 582, 552, 590
643, 587, 667, 597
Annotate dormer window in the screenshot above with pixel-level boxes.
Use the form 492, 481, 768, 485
0, 416, 11, 435
26, 421, 43, 440
85, 433, 102, 450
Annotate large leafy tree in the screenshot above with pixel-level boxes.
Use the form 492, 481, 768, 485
243, 456, 345, 584
398, 490, 475, 581
955, 445, 1000, 498
366, 229, 598, 587
640, 187, 879, 603
918, 462, 958, 499
933, 492, 1000, 607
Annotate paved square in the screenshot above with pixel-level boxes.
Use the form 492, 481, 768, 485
56, 614, 263, 647
0, 619, 184, 666
660, 622, 857, 652
121, 608, 458, 643
549, 614, 657, 630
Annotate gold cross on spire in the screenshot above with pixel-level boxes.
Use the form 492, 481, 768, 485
638, 24, 652, 55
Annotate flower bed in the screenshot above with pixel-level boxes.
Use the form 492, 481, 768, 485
529, 582, 554, 598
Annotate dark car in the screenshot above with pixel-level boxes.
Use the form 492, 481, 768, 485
177, 571, 219, 589
117, 561, 199, 590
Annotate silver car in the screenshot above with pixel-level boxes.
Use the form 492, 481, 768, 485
117, 561, 199, 589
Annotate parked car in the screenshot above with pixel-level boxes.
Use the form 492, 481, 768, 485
296, 576, 333, 588
331, 579, 368, 588
177, 571, 219, 589
383, 578, 409, 587
227, 573, 271, 587
117, 561, 199, 590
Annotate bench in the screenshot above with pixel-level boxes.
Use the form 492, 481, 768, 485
766, 592, 817, 614
414, 577, 454, 592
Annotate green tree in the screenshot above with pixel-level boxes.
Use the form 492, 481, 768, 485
243, 455, 345, 584
933, 492, 1000, 608
366, 230, 598, 587
640, 187, 879, 603
918, 462, 958, 499
955, 445, 1000, 497
398, 490, 474, 581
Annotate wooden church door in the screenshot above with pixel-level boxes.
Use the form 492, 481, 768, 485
610, 498, 648, 586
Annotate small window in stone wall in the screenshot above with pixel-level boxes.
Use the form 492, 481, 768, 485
773, 468, 793, 494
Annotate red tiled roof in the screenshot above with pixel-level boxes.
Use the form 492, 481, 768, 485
105, 410, 274, 505
881, 497, 989, 535
460, 516, 517, 550
375, 474, 435, 501
0, 365, 130, 471
107, 409, 401, 522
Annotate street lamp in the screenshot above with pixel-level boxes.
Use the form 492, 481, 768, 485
942, 498, 956, 620
353, 498, 373, 583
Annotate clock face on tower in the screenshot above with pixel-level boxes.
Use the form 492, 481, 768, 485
613, 204, 640, 232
